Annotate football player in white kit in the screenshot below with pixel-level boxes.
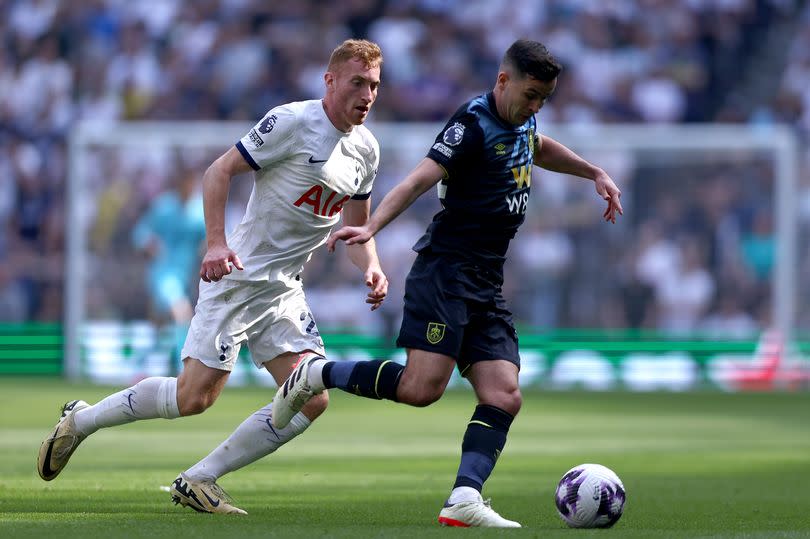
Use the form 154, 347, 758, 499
37, 40, 387, 514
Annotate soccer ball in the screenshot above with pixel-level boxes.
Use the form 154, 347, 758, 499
554, 463, 626, 528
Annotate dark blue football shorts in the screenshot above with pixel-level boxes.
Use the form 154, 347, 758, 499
395, 250, 520, 375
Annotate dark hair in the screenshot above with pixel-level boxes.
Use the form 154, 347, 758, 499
502, 39, 562, 82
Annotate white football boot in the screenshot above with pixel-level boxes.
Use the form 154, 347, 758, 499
271, 356, 319, 429
438, 496, 521, 528
170, 472, 247, 515
37, 399, 90, 481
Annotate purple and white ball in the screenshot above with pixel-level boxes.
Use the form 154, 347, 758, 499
554, 463, 626, 528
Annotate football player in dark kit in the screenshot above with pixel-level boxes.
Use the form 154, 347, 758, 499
273, 39, 623, 527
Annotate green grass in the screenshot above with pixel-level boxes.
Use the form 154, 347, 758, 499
1, 378, 809, 538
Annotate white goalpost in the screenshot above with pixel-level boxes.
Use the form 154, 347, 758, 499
65, 122, 800, 382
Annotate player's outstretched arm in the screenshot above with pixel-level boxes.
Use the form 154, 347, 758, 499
341, 198, 388, 311
534, 134, 623, 223
327, 157, 445, 251
199, 146, 250, 282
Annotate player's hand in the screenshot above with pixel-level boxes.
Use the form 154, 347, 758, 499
326, 225, 373, 252
594, 171, 623, 224
364, 266, 388, 311
200, 243, 244, 282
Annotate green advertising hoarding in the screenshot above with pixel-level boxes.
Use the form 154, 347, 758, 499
0, 324, 62, 375
2, 323, 808, 391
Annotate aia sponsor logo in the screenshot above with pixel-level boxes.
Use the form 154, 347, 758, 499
294, 185, 350, 217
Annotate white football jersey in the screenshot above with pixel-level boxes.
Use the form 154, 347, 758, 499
228, 99, 379, 283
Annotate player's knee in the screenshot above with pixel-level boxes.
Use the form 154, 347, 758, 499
497, 387, 522, 416
480, 386, 522, 416
177, 392, 216, 416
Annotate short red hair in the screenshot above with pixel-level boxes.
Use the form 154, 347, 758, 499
327, 39, 383, 71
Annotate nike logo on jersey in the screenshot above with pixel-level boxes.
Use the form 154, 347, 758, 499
308, 156, 329, 164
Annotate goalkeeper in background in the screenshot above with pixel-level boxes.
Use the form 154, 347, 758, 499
132, 166, 206, 374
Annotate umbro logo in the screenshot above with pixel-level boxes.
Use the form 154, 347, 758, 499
308, 156, 328, 164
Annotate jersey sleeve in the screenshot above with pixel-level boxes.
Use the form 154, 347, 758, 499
235, 104, 299, 171
352, 135, 380, 200
426, 109, 483, 179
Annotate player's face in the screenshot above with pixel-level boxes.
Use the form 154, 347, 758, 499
324, 58, 381, 131
498, 71, 556, 125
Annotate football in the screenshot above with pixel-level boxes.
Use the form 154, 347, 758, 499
554, 463, 626, 528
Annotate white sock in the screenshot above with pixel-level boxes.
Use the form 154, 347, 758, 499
448, 486, 482, 505
73, 377, 180, 436
307, 359, 329, 392
184, 403, 311, 482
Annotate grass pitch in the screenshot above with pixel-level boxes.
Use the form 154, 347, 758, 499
1, 378, 809, 538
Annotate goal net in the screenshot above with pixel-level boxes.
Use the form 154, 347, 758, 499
66, 121, 802, 388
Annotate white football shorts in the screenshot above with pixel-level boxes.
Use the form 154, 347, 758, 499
181, 277, 325, 371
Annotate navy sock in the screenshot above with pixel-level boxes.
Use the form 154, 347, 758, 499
322, 359, 403, 401
453, 404, 514, 492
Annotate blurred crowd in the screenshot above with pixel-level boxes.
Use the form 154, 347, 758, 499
1, 0, 809, 339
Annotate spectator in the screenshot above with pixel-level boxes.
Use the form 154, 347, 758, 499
702, 287, 760, 340
655, 237, 716, 335
1, 0, 805, 334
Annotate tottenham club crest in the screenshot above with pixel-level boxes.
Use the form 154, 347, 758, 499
426, 322, 446, 344
442, 122, 465, 146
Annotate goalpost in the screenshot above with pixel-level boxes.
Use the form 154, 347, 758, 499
65, 122, 800, 382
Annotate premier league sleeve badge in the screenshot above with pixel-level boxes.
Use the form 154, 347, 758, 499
442, 122, 465, 146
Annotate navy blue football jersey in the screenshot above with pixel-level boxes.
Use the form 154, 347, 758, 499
414, 92, 536, 270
